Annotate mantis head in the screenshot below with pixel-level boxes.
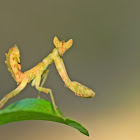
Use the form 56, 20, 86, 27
53, 36, 73, 56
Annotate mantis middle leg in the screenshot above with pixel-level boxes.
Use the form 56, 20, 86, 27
34, 73, 65, 119
38, 69, 49, 98
0, 78, 28, 109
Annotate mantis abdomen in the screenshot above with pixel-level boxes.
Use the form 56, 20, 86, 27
5, 46, 23, 84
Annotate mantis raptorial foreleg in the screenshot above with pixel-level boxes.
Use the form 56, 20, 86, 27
38, 69, 49, 98
0, 79, 28, 109
53, 51, 95, 98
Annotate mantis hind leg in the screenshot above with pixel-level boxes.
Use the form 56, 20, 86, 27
0, 78, 28, 109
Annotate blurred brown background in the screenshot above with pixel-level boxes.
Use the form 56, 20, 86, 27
0, 0, 140, 140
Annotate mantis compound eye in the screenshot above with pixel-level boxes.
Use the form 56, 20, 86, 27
53, 36, 59, 48
66, 39, 73, 50
55, 40, 58, 45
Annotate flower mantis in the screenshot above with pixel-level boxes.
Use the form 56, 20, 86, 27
0, 37, 95, 118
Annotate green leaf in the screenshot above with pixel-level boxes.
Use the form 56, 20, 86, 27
0, 98, 89, 136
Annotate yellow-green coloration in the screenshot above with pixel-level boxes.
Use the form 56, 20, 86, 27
0, 36, 95, 119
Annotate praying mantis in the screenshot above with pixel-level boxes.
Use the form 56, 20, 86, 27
0, 37, 95, 118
